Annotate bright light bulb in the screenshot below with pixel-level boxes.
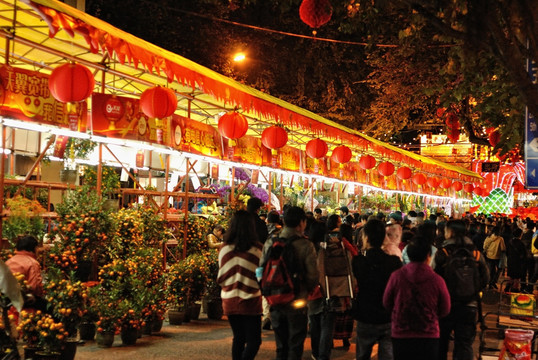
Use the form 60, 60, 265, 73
233, 53, 246, 62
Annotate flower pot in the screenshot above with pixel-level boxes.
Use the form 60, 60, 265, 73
189, 303, 202, 321
59, 339, 78, 360
120, 327, 138, 346
34, 351, 61, 360
151, 318, 163, 333
96, 331, 115, 348
24, 346, 42, 359
78, 322, 96, 341
142, 321, 152, 335
59, 169, 77, 184
167, 310, 184, 325
206, 299, 223, 320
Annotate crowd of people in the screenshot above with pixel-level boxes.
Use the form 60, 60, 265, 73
215, 198, 538, 360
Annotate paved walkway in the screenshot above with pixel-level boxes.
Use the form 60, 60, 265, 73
71, 288, 511, 360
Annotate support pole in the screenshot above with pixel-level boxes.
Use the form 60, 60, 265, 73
280, 174, 284, 210
15, 135, 56, 196
163, 154, 170, 221
267, 171, 272, 210
0, 126, 6, 240
97, 143, 102, 198
230, 167, 235, 203
182, 159, 191, 260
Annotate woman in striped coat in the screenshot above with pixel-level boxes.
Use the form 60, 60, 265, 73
217, 210, 263, 360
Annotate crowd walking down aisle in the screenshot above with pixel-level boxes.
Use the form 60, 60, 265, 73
76, 203, 523, 360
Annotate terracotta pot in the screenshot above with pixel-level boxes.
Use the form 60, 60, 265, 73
96, 331, 114, 348
168, 310, 184, 325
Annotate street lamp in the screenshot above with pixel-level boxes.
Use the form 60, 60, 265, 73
233, 52, 246, 62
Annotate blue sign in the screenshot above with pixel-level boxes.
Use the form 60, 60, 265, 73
525, 46, 538, 188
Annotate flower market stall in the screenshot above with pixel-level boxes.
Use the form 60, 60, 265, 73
0, 0, 487, 355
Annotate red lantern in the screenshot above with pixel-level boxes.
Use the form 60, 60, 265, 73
299, 0, 333, 29
440, 178, 452, 189
445, 113, 459, 128
412, 173, 426, 186
452, 181, 463, 192
140, 86, 177, 119
427, 177, 440, 188
261, 126, 288, 152
377, 161, 395, 177
49, 63, 94, 103
473, 187, 483, 196
331, 145, 352, 164
464, 183, 474, 193
218, 111, 249, 140
306, 138, 328, 159
359, 155, 376, 171
396, 167, 412, 180
489, 130, 500, 147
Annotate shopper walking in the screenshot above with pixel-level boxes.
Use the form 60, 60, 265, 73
217, 210, 263, 360
483, 225, 505, 289
352, 218, 402, 360
384, 235, 451, 360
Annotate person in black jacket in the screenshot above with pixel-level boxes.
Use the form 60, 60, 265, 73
352, 219, 402, 360
247, 197, 268, 244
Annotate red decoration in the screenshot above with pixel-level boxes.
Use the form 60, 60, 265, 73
299, 0, 333, 29
306, 138, 328, 159
452, 181, 463, 192
412, 173, 426, 186
440, 178, 452, 189
359, 155, 376, 170
331, 145, 352, 164
136, 150, 144, 168
427, 177, 440, 188
377, 161, 395, 177
261, 126, 288, 151
464, 183, 475, 193
396, 167, 412, 180
488, 130, 500, 147
49, 63, 94, 103
445, 113, 460, 128
473, 187, 483, 196
218, 111, 249, 140
140, 86, 177, 119
436, 108, 446, 118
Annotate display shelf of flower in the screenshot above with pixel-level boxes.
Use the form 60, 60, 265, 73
44, 271, 89, 338
47, 187, 112, 280
2, 195, 45, 247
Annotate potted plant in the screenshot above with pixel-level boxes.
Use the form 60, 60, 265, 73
59, 138, 96, 184
33, 312, 68, 358
47, 186, 111, 281
2, 195, 45, 248
89, 285, 121, 348
83, 165, 120, 208
17, 310, 42, 357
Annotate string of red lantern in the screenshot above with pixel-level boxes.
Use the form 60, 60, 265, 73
452, 181, 463, 192
306, 138, 328, 173
464, 183, 475, 193
377, 161, 395, 177
331, 145, 352, 177
218, 110, 249, 159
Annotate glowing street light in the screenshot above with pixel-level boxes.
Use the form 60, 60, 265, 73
233, 52, 246, 62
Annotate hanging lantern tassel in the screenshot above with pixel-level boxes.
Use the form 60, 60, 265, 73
271, 149, 278, 167
228, 139, 237, 159
314, 158, 320, 174
339, 163, 344, 178
155, 118, 163, 144
67, 102, 79, 131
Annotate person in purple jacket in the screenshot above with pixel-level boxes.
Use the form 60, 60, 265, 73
383, 235, 451, 360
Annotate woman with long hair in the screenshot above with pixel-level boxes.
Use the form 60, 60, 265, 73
217, 210, 263, 360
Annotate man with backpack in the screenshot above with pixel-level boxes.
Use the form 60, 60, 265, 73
433, 219, 489, 360
260, 206, 319, 360
352, 218, 402, 360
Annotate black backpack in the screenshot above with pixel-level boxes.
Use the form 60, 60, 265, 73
442, 246, 481, 304
260, 236, 300, 306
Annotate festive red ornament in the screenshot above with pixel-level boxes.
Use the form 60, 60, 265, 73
299, 0, 333, 29
377, 161, 395, 177
140, 86, 177, 119
261, 126, 288, 151
440, 178, 452, 189
218, 111, 249, 140
331, 145, 352, 164
306, 138, 328, 159
396, 167, 412, 180
427, 177, 440, 188
452, 181, 463, 192
436, 108, 446, 118
445, 113, 459, 128
49, 63, 94, 103
359, 155, 376, 170
473, 187, 483, 196
488, 130, 500, 147
464, 183, 475, 193
412, 173, 426, 186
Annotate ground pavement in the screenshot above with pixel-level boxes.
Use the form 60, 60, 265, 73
72, 289, 513, 360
